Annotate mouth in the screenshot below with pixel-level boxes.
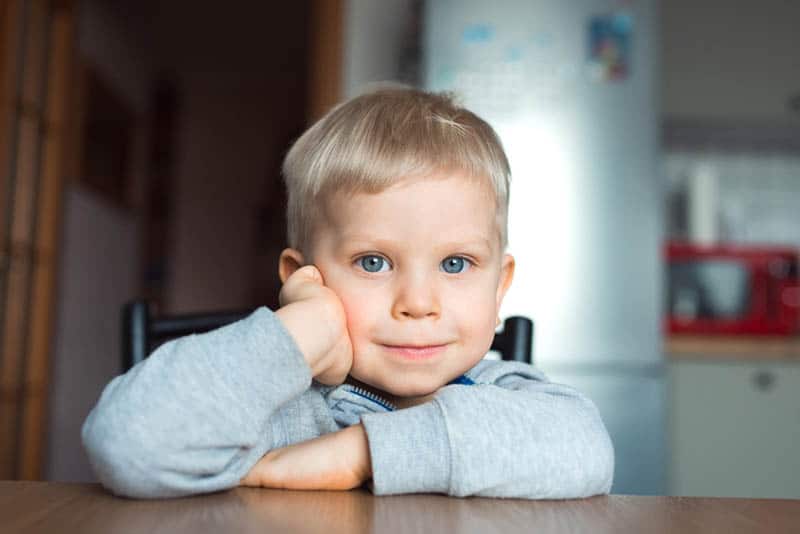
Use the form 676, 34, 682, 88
380, 343, 449, 360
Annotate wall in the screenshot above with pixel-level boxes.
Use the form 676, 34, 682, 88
76, 0, 154, 206
46, 0, 154, 481
662, 0, 800, 123
343, 0, 418, 98
155, 2, 308, 313
665, 151, 800, 245
47, 188, 139, 481
661, 1, 800, 246
164, 77, 281, 311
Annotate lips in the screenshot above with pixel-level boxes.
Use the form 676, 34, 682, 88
381, 343, 449, 360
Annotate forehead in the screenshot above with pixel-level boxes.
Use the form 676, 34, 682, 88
318, 175, 500, 250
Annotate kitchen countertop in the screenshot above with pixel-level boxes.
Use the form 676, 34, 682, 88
666, 335, 800, 360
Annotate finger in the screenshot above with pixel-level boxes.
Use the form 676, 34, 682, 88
295, 264, 322, 283
279, 265, 324, 305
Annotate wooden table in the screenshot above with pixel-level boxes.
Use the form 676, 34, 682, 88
2, 481, 800, 533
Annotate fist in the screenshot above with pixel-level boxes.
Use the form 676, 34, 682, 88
276, 265, 353, 385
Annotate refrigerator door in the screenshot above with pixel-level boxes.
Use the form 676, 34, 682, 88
423, 0, 662, 368
546, 366, 667, 495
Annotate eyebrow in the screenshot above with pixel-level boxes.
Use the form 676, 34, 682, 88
339, 235, 494, 254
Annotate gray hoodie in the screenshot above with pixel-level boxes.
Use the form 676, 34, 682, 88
82, 307, 614, 499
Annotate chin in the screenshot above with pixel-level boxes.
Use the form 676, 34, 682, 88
381, 375, 446, 398
352, 370, 439, 398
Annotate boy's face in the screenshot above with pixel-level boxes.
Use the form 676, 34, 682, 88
282, 172, 514, 400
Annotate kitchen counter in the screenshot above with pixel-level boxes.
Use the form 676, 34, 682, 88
666, 335, 800, 360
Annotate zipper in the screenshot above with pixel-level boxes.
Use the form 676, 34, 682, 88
342, 374, 474, 412
345, 385, 397, 411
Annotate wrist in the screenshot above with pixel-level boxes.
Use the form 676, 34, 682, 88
346, 424, 373, 481
275, 303, 328, 376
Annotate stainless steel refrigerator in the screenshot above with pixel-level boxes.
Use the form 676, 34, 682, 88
424, 0, 665, 495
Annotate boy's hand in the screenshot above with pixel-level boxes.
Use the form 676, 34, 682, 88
275, 265, 353, 385
239, 424, 372, 491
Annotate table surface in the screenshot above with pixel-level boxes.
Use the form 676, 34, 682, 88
3, 481, 800, 534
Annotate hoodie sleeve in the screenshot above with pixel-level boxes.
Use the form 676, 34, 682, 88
360, 361, 614, 499
81, 307, 311, 499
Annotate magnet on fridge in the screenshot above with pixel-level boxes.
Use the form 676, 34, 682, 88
587, 11, 633, 82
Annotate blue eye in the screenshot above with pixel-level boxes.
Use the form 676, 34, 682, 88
358, 255, 390, 273
441, 256, 469, 274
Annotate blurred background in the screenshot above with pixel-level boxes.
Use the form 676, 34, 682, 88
1, 0, 799, 498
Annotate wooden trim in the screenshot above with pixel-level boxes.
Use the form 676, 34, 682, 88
0, 0, 22, 273
19, 2, 73, 480
307, 0, 344, 123
0, 0, 21, 215
0, 0, 71, 480
0, 0, 25, 482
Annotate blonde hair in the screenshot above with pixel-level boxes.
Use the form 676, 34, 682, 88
282, 87, 511, 256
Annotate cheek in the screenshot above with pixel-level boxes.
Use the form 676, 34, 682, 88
336, 291, 380, 341
315, 265, 378, 338
470, 310, 499, 352
448, 288, 499, 347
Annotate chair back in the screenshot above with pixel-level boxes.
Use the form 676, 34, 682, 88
122, 300, 533, 370
490, 315, 533, 363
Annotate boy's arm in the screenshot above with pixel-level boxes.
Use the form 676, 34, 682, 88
360, 361, 615, 499
83, 266, 351, 499
82, 307, 312, 499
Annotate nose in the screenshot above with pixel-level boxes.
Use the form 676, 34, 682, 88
391, 271, 440, 320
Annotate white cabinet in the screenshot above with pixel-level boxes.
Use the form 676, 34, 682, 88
670, 359, 800, 498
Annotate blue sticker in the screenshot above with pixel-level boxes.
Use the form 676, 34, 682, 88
463, 24, 494, 44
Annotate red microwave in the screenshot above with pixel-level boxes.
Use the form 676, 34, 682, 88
665, 242, 800, 336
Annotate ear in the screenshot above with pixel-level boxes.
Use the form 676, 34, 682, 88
495, 253, 515, 313
278, 248, 306, 283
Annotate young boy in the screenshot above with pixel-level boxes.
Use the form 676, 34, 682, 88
82, 88, 614, 499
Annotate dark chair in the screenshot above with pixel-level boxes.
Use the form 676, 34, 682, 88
122, 300, 533, 371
